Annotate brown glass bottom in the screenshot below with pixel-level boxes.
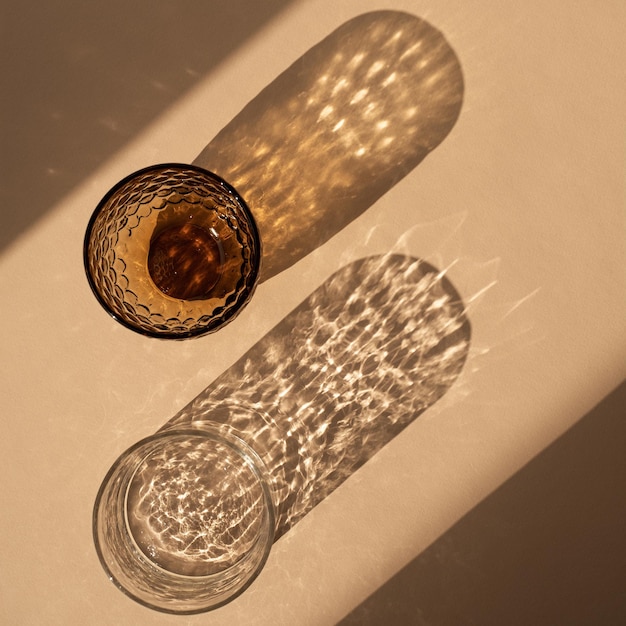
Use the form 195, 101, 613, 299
147, 223, 223, 300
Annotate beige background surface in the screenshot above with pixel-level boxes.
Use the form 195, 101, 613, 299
1, 1, 625, 624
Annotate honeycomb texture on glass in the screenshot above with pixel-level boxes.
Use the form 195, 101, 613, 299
84, 164, 261, 339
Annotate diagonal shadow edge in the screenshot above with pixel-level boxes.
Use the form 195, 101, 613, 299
1, 0, 296, 252
337, 379, 626, 626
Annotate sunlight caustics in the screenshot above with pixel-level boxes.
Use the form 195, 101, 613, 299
164, 254, 471, 537
126, 437, 267, 576
94, 428, 275, 614
194, 11, 464, 281
94, 253, 470, 613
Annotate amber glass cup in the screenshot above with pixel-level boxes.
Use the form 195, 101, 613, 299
84, 164, 261, 339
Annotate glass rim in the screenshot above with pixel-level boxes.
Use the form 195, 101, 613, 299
93, 426, 276, 614
83, 162, 262, 340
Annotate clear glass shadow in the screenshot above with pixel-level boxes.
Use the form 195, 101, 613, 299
164, 254, 471, 537
94, 254, 471, 612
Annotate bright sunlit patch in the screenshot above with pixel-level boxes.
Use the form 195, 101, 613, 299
348, 52, 365, 68
350, 88, 369, 105
382, 72, 397, 87
318, 104, 334, 121
332, 77, 349, 95
400, 40, 424, 60
367, 60, 386, 78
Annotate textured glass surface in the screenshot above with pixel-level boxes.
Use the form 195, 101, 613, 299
93, 428, 275, 614
84, 164, 261, 339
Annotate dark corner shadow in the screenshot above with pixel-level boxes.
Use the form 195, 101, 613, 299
193, 11, 464, 282
162, 254, 471, 539
0, 0, 294, 251
338, 380, 626, 626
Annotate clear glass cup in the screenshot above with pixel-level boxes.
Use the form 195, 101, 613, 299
93, 427, 275, 614
84, 164, 261, 339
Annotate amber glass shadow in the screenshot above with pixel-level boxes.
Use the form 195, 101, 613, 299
193, 11, 464, 282
162, 254, 471, 539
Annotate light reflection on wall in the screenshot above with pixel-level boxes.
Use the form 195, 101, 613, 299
163, 254, 471, 538
194, 11, 464, 281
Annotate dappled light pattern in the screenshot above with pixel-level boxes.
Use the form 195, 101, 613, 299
126, 436, 268, 576
194, 11, 464, 280
94, 429, 275, 614
164, 254, 471, 537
